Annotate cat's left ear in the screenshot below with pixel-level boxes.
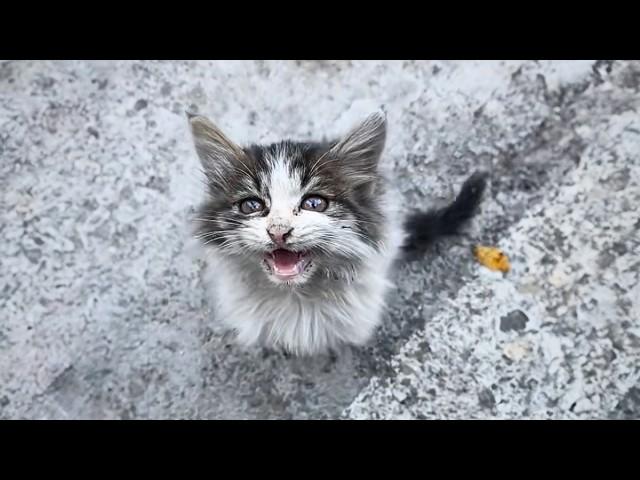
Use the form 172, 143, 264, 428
328, 112, 387, 184
187, 113, 246, 179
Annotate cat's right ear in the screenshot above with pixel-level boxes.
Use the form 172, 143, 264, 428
326, 112, 387, 186
187, 113, 245, 179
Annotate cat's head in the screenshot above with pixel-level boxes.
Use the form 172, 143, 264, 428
189, 112, 387, 286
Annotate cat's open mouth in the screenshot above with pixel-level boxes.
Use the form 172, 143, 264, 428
264, 249, 311, 281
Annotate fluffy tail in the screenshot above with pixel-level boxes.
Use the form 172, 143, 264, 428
402, 172, 488, 257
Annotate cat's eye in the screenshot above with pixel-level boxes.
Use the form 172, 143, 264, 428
239, 198, 265, 214
301, 195, 328, 212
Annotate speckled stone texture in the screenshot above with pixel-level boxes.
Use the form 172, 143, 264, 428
345, 109, 640, 419
1, 60, 638, 419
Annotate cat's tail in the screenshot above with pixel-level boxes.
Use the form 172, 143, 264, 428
401, 172, 488, 257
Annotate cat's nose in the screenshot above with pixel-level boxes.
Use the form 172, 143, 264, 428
267, 226, 293, 246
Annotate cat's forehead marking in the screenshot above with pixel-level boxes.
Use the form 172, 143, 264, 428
264, 143, 304, 212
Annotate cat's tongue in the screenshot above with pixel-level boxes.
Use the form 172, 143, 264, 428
271, 249, 300, 276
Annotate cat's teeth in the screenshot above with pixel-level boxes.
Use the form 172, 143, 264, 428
264, 249, 310, 281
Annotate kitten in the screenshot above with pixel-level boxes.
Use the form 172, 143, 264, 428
188, 112, 487, 356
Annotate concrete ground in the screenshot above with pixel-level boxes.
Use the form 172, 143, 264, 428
1, 60, 638, 419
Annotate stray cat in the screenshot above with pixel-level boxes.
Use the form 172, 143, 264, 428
189, 111, 487, 356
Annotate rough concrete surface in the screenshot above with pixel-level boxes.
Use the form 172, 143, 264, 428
1, 60, 638, 419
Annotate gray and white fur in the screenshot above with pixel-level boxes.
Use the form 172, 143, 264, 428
188, 112, 487, 356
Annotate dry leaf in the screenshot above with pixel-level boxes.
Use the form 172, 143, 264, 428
474, 245, 511, 273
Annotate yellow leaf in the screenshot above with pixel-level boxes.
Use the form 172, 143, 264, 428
474, 245, 511, 273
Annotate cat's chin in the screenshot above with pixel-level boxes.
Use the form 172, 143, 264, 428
263, 249, 314, 285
